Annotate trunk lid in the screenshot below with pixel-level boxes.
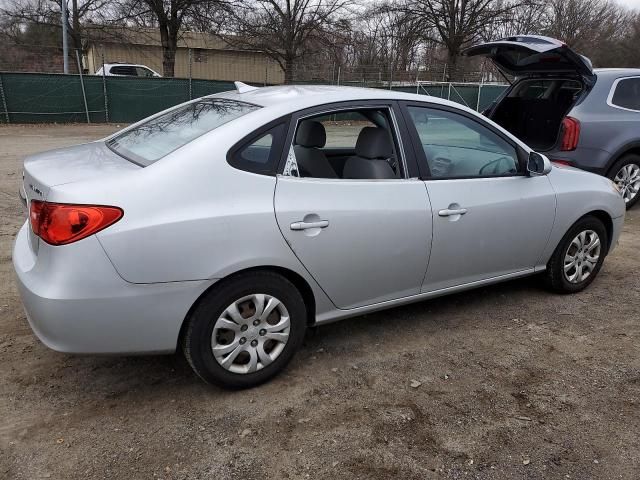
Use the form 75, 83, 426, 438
463, 35, 595, 83
22, 141, 139, 251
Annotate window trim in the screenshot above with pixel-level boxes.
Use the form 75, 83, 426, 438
606, 75, 640, 113
399, 101, 529, 180
276, 100, 419, 180
226, 116, 290, 176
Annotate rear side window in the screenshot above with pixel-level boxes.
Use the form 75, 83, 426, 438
110, 65, 137, 76
611, 78, 640, 111
107, 99, 260, 166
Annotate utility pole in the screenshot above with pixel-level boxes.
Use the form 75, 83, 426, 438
61, 0, 69, 74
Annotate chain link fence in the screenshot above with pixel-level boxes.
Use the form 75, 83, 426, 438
0, 41, 508, 123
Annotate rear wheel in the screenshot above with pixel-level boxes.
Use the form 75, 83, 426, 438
182, 271, 307, 388
544, 215, 608, 293
608, 154, 640, 208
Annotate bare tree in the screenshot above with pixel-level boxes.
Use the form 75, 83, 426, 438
396, 0, 528, 81
544, 0, 625, 49
106, 0, 228, 77
220, 0, 349, 84
1, 0, 109, 50
486, 1, 547, 39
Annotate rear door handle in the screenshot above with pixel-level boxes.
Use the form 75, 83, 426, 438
438, 208, 468, 217
290, 220, 329, 230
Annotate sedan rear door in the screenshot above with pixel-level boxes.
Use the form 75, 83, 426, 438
274, 102, 432, 310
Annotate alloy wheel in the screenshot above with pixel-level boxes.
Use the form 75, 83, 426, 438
211, 294, 290, 374
614, 163, 640, 204
563, 230, 601, 284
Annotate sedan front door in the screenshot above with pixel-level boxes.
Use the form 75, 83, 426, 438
402, 103, 557, 292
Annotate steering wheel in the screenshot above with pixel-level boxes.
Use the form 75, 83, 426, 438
479, 156, 515, 176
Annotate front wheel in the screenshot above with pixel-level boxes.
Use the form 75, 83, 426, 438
608, 154, 640, 209
544, 215, 608, 293
182, 271, 307, 388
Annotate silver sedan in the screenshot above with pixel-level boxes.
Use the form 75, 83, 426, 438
13, 84, 625, 388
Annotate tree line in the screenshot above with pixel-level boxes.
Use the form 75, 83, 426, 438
1, 0, 639, 82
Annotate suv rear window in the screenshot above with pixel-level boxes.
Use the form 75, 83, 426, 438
107, 99, 260, 166
611, 78, 640, 111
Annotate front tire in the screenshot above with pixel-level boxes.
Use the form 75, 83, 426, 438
544, 215, 608, 294
182, 271, 307, 388
608, 154, 640, 209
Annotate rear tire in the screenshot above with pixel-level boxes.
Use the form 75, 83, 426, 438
182, 271, 307, 388
608, 154, 640, 209
544, 215, 608, 294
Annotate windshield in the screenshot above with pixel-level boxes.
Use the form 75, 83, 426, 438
107, 98, 260, 166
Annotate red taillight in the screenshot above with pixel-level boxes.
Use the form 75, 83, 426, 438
29, 201, 123, 246
560, 117, 580, 151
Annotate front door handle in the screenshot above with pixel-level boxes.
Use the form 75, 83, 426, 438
438, 208, 468, 217
290, 220, 329, 230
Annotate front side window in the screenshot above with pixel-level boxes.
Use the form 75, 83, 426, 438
407, 106, 519, 178
285, 107, 403, 180
108, 99, 260, 166
611, 78, 640, 111
136, 67, 155, 77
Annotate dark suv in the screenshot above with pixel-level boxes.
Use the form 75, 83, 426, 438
465, 35, 640, 208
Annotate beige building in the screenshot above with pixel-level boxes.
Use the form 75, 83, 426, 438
84, 28, 284, 84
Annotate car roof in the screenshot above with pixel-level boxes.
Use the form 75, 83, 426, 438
104, 63, 151, 68
214, 84, 469, 112
594, 68, 640, 80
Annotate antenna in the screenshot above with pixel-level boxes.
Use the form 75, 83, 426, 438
234, 81, 259, 94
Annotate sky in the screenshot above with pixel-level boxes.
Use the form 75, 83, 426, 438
617, 0, 640, 9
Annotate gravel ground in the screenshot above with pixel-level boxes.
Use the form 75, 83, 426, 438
1, 124, 639, 480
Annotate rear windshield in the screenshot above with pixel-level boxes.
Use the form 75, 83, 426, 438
107, 98, 260, 166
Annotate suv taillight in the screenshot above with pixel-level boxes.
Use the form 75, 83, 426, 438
560, 117, 580, 151
30, 201, 123, 246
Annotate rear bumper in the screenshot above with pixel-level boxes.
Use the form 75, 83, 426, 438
12, 222, 214, 354
547, 147, 612, 175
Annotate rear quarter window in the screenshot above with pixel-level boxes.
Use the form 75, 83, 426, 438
610, 78, 640, 111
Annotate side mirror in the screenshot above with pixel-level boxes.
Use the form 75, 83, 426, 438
527, 152, 552, 176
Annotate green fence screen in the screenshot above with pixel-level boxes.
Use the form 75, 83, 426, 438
0, 72, 507, 124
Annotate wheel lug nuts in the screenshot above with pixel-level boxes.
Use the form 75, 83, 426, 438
251, 339, 258, 347
259, 329, 266, 336
253, 319, 260, 326
241, 325, 248, 331
239, 337, 246, 344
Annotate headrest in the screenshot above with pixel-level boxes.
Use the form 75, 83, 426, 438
295, 121, 326, 148
355, 127, 393, 159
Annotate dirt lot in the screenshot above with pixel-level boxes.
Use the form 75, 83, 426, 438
1, 124, 639, 480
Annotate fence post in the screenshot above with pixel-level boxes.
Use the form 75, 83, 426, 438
336, 66, 341, 86
101, 51, 109, 123
0, 73, 9, 124
188, 48, 193, 100
476, 60, 485, 111
447, 82, 452, 101
76, 50, 90, 124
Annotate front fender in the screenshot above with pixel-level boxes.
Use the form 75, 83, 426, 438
538, 166, 625, 265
